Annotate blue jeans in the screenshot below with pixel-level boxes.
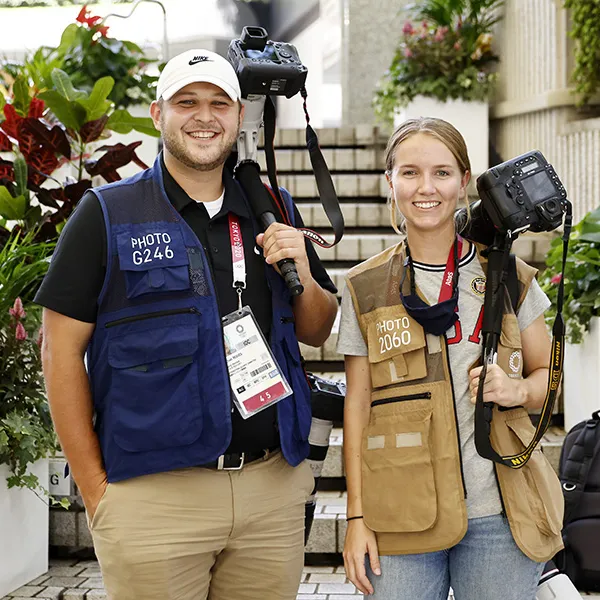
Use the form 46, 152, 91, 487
366, 515, 545, 600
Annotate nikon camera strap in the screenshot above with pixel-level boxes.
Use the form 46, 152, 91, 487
262, 94, 344, 248
474, 205, 572, 469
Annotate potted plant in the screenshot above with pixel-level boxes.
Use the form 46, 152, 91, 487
0, 66, 158, 241
0, 4, 160, 184
373, 0, 503, 176
540, 206, 600, 431
563, 0, 600, 108
0, 231, 59, 597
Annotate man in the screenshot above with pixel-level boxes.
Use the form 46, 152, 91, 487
36, 49, 338, 600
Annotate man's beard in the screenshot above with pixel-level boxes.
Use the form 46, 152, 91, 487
161, 119, 239, 172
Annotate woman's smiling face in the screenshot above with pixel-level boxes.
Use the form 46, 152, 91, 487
387, 132, 470, 236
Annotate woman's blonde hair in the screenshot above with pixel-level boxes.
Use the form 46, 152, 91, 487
384, 117, 472, 235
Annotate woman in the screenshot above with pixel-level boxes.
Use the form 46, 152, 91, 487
337, 118, 563, 600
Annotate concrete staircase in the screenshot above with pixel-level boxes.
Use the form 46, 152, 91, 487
48, 125, 564, 561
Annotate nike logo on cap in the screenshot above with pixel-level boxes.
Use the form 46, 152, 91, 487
189, 56, 212, 65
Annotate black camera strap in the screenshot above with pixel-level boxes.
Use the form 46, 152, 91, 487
262, 92, 344, 248
475, 206, 572, 469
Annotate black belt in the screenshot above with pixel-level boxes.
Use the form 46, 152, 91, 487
200, 446, 280, 471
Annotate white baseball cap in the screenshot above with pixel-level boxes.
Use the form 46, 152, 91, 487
156, 49, 241, 102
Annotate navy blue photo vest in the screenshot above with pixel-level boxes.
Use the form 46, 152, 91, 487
86, 156, 312, 482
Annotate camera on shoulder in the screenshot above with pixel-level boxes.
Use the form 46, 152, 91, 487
460, 150, 568, 245
228, 26, 308, 98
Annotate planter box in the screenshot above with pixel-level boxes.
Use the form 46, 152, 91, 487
394, 96, 489, 178
564, 316, 600, 432
0, 459, 49, 597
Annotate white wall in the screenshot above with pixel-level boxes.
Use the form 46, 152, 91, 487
276, 16, 342, 130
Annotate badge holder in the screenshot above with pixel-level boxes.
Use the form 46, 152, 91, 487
222, 305, 292, 419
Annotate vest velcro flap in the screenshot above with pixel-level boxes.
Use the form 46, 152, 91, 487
108, 324, 199, 370
362, 306, 427, 387
362, 398, 436, 533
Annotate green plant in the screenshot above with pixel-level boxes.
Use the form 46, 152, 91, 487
373, 0, 503, 124
1, 4, 157, 110
564, 0, 600, 107
0, 67, 157, 242
0, 232, 67, 507
540, 206, 600, 344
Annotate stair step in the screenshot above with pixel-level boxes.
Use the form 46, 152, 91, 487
260, 124, 389, 149
297, 202, 390, 229
263, 173, 387, 198
258, 147, 386, 173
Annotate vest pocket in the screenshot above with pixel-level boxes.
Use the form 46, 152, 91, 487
362, 400, 437, 532
107, 317, 202, 453
502, 413, 564, 537
123, 265, 190, 299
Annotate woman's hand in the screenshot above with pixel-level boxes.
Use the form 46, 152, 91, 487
343, 518, 381, 595
468, 364, 525, 408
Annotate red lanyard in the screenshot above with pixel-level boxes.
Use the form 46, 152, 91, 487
438, 237, 463, 303
228, 214, 246, 309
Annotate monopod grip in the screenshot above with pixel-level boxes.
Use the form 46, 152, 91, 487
261, 212, 304, 296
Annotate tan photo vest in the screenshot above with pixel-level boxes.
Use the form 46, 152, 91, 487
345, 241, 564, 562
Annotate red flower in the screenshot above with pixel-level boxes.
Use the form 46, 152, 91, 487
97, 25, 110, 37
76, 5, 89, 24
402, 21, 414, 35
15, 322, 27, 341
551, 273, 562, 285
9, 297, 26, 320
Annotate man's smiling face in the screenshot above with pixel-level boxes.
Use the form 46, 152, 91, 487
151, 81, 244, 172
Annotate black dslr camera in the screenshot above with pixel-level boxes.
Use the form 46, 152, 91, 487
228, 26, 308, 98
461, 150, 568, 245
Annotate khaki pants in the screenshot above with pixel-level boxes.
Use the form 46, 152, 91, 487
89, 452, 314, 600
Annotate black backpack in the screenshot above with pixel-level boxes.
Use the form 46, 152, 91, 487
554, 410, 600, 592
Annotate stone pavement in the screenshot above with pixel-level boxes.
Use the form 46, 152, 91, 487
4, 558, 600, 599
2, 559, 366, 600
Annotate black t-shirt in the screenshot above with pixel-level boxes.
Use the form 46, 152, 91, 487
35, 157, 336, 454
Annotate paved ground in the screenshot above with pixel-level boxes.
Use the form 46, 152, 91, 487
4, 559, 600, 599
3, 559, 365, 600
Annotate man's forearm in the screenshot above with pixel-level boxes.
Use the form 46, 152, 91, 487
292, 277, 338, 346
42, 350, 106, 495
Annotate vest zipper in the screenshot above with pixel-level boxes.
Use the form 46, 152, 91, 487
105, 307, 200, 328
371, 392, 431, 407
443, 335, 468, 499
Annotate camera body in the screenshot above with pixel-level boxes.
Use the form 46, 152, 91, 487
476, 150, 567, 234
228, 26, 308, 99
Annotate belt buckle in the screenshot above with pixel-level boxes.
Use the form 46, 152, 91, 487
217, 452, 245, 471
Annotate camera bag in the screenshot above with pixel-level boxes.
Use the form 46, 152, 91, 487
554, 410, 600, 592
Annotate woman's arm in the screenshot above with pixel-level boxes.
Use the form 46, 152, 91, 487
468, 314, 551, 409
343, 355, 381, 594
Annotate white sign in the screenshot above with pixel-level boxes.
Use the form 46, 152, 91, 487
48, 458, 71, 496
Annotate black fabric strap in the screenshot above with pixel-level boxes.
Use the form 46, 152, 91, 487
562, 411, 600, 523
262, 90, 344, 247
474, 206, 572, 469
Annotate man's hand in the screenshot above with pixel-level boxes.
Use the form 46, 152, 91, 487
80, 473, 109, 522
256, 223, 312, 285
468, 364, 525, 408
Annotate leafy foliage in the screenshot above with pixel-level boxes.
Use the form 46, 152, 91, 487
540, 207, 600, 343
0, 231, 67, 507
564, 0, 600, 107
373, 0, 503, 124
0, 5, 157, 110
0, 67, 156, 241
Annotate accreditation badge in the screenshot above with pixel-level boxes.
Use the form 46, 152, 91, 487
222, 306, 292, 419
